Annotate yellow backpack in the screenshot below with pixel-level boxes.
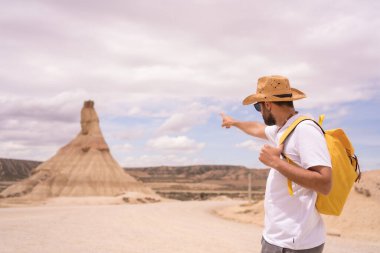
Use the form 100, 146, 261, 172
280, 115, 361, 216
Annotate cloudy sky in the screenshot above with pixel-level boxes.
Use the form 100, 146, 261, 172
1, 0, 379, 170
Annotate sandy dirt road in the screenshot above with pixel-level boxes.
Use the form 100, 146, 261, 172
0, 200, 379, 253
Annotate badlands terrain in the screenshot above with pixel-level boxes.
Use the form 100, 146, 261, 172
1, 159, 379, 252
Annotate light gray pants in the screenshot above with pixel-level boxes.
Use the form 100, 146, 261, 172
261, 238, 324, 253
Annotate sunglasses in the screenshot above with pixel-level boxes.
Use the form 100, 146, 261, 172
253, 102, 261, 112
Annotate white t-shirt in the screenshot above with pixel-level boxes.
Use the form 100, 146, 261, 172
263, 113, 332, 250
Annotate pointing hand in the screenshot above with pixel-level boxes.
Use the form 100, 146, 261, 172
220, 112, 236, 129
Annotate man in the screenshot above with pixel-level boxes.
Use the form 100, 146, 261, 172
221, 75, 332, 253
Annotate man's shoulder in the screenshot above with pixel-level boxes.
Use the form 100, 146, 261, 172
282, 114, 322, 137
296, 119, 323, 135
265, 125, 279, 135
264, 125, 279, 144
292, 119, 326, 146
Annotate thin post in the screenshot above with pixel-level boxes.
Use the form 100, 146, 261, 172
248, 170, 252, 203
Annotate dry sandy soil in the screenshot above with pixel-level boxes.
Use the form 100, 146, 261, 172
214, 170, 380, 251
1, 200, 379, 253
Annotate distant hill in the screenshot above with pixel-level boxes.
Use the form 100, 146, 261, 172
0, 158, 268, 184
126, 165, 267, 180
126, 165, 268, 200
0, 158, 41, 181
126, 165, 268, 190
0, 158, 269, 200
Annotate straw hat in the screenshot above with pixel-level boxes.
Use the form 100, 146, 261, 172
242, 75, 306, 105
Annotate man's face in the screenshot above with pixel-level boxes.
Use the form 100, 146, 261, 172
261, 102, 276, 126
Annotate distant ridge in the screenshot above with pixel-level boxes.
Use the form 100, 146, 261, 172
126, 165, 268, 184
0, 158, 41, 181
0, 158, 269, 200
0, 159, 268, 183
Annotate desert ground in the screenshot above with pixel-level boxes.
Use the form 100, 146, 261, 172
1, 200, 380, 253
1, 156, 379, 252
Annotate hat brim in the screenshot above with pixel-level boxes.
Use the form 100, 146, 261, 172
242, 88, 306, 105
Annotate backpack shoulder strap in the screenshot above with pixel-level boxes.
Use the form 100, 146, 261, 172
280, 116, 314, 145
280, 116, 325, 196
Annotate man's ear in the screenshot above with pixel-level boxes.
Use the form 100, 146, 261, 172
264, 102, 271, 111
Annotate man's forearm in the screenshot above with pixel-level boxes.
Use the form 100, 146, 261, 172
272, 159, 332, 195
233, 121, 267, 139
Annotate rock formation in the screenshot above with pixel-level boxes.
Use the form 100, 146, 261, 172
0, 101, 158, 203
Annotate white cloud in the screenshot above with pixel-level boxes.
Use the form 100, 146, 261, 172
0, 91, 87, 123
0, 141, 59, 161
110, 143, 133, 153
1, 1, 380, 169
146, 135, 205, 152
108, 127, 146, 141
159, 113, 193, 133
123, 154, 201, 167
158, 103, 221, 134
236, 139, 267, 152
1, 1, 378, 106
0, 91, 87, 161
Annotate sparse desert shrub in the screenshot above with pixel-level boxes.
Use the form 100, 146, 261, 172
355, 186, 371, 197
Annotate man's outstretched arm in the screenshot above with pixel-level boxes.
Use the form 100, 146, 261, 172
220, 112, 267, 140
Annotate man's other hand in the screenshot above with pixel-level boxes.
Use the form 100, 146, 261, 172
259, 144, 284, 168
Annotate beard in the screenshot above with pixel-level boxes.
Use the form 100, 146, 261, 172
262, 108, 276, 126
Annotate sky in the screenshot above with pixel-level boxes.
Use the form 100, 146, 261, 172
0, 0, 379, 170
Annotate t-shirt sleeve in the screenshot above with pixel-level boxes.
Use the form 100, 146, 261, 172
265, 125, 278, 146
295, 121, 332, 170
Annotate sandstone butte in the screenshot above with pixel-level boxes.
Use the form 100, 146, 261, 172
0, 100, 159, 204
